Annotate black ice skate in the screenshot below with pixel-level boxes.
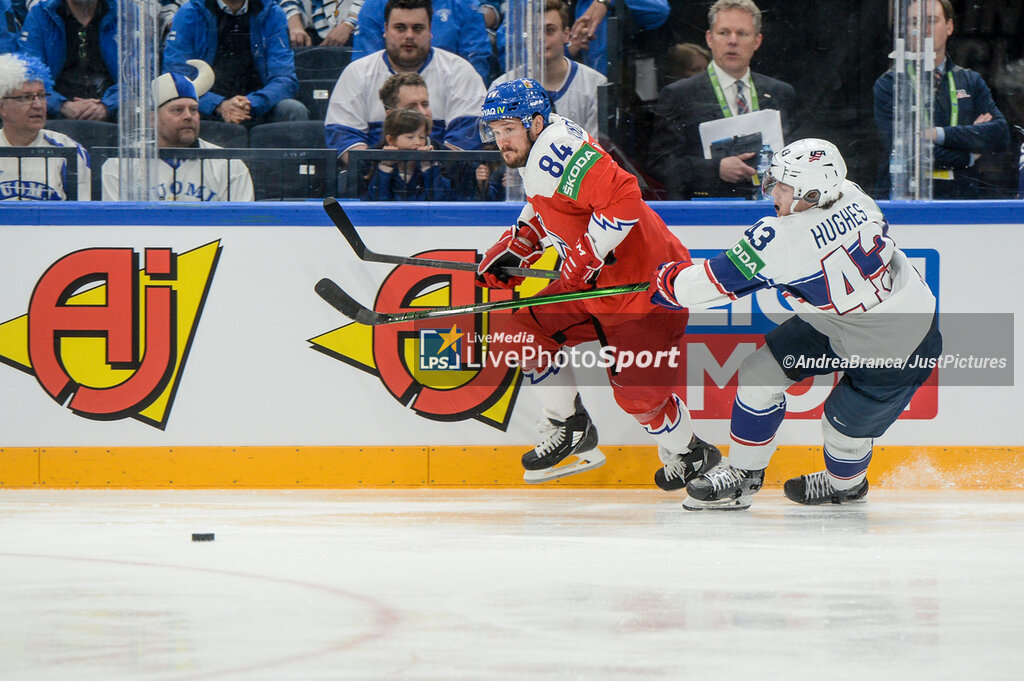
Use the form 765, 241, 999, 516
654, 435, 722, 491
783, 471, 868, 505
522, 396, 604, 483
683, 464, 765, 510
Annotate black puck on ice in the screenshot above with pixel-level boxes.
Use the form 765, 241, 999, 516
191, 533, 215, 542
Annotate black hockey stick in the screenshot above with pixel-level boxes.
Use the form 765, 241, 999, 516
323, 197, 560, 280
315, 277, 650, 326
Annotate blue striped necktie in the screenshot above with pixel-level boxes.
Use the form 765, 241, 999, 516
736, 80, 749, 115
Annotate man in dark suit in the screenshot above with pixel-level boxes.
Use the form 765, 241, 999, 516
647, 0, 797, 199
873, 0, 1008, 199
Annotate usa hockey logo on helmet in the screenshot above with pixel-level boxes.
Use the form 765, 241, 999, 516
766, 138, 847, 206
480, 78, 552, 141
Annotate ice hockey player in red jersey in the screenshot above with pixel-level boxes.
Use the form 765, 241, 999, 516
650, 138, 942, 509
477, 78, 720, 488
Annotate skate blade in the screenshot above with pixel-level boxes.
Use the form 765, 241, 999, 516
523, 448, 606, 484
682, 495, 752, 511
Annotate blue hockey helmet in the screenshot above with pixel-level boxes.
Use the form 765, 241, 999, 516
479, 78, 551, 142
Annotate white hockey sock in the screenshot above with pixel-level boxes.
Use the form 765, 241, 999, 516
644, 396, 694, 462
525, 365, 579, 421
822, 416, 873, 490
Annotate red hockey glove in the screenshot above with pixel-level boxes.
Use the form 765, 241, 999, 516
476, 220, 544, 289
650, 260, 692, 310
561, 234, 604, 292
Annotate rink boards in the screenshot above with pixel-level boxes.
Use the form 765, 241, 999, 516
0, 201, 1021, 488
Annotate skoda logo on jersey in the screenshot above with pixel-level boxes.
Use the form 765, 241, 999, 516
419, 326, 463, 371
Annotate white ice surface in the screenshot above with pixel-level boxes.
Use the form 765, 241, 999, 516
1, 488, 1022, 680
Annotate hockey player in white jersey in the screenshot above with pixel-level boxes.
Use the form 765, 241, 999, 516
650, 138, 942, 509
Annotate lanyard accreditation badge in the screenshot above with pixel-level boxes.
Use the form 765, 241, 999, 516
707, 63, 760, 118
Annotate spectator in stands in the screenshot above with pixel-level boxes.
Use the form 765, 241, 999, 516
18, 0, 119, 121
0, 53, 91, 200
353, 0, 491, 83
283, 0, 361, 47
101, 60, 254, 201
1, 0, 19, 52
379, 70, 432, 120
491, 0, 606, 137
326, 0, 485, 165
362, 107, 452, 199
163, 0, 309, 126
873, 0, 1009, 199
496, 0, 667, 77
663, 42, 710, 84
646, 0, 796, 199
377, 70, 481, 199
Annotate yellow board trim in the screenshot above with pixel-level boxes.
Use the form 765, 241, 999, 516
2, 445, 1023, 489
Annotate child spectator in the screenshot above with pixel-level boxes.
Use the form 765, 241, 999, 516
362, 107, 452, 200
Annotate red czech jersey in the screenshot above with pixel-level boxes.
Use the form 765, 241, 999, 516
518, 114, 690, 315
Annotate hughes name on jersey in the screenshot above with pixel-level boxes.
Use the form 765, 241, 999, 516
518, 113, 689, 315
669, 180, 936, 361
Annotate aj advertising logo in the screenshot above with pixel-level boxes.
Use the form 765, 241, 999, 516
308, 247, 549, 430
0, 242, 221, 428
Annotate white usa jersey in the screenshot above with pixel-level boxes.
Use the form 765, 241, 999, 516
671, 180, 937, 360
0, 129, 91, 201
100, 139, 254, 201
325, 47, 485, 154
492, 58, 607, 137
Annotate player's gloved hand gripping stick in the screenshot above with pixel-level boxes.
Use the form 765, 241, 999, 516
316, 199, 649, 326
323, 197, 559, 280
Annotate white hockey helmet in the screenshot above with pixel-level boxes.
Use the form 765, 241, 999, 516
762, 138, 847, 209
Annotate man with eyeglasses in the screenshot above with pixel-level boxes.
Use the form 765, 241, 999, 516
0, 53, 91, 200
18, 0, 119, 121
646, 0, 797, 199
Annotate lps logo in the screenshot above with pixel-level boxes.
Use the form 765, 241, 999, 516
419, 326, 463, 371
309, 247, 548, 430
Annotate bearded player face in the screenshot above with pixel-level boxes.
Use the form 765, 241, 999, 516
488, 116, 542, 169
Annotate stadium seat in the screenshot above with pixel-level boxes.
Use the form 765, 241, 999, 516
249, 121, 326, 149
292, 46, 351, 80
44, 119, 118, 157
296, 78, 336, 120
247, 121, 334, 200
198, 121, 248, 148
